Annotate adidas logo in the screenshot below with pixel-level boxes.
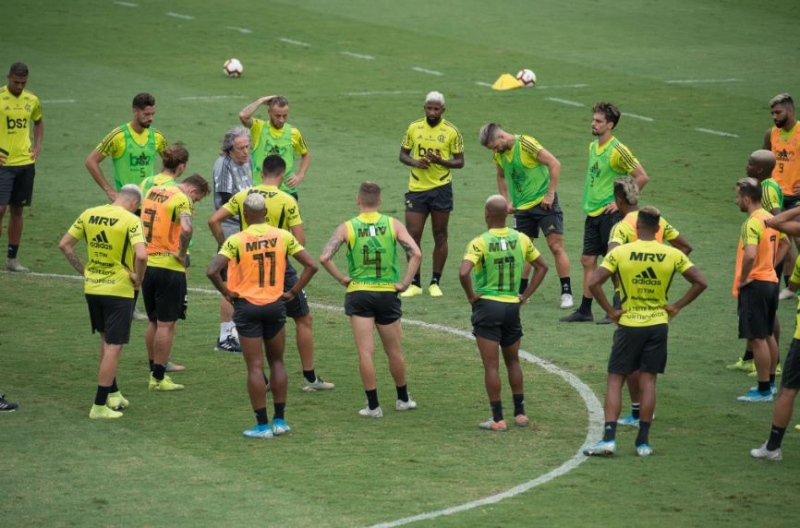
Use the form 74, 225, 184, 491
632, 267, 660, 285
90, 230, 113, 250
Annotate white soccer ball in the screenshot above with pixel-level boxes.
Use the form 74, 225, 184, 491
516, 69, 537, 87
224, 58, 243, 78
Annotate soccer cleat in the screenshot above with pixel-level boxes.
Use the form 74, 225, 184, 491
399, 285, 423, 298
428, 284, 443, 297
272, 418, 292, 436
479, 419, 508, 432
559, 311, 593, 323
726, 358, 755, 372
396, 397, 417, 411
132, 309, 148, 321
107, 391, 129, 410
358, 405, 384, 418
0, 395, 19, 412
215, 336, 242, 353
165, 361, 185, 372
560, 293, 574, 309
301, 377, 335, 392
583, 439, 616, 456
779, 287, 796, 301
595, 315, 614, 325
514, 414, 530, 427
5, 258, 29, 272
750, 442, 782, 461
748, 365, 782, 377
749, 384, 777, 396
795, 424, 800, 432
636, 443, 654, 457
617, 413, 640, 427
89, 404, 123, 419
148, 374, 185, 391
736, 388, 773, 402
243, 424, 274, 439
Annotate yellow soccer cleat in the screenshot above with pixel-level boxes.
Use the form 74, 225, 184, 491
428, 284, 443, 297
107, 391, 129, 410
399, 284, 423, 298
149, 374, 185, 391
89, 404, 123, 419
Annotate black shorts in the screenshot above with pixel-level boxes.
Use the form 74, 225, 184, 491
0, 164, 35, 207
608, 324, 669, 375
233, 298, 286, 339
514, 194, 564, 239
582, 211, 622, 256
471, 299, 522, 347
142, 267, 188, 322
737, 280, 779, 340
85, 294, 135, 345
284, 265, 310, 318
345, 290, 402, 325
783, 194, 800, 210
405, 182, 454, 215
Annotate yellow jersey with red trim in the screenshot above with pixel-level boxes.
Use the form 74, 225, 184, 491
401, 118, 464, 191
0, 86, 42, 166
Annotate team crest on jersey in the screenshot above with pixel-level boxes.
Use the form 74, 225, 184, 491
25, 104, 31, 112
438, 134, 445, 143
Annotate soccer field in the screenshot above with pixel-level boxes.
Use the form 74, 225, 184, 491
2, 1, 799, 526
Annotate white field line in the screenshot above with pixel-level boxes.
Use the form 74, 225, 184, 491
535, 84, 589, 89
340, 51, 375, 60
227, 27, 252, 34
623, 112, 654, 122
166, 12, 194, 20
15, 270, 602, 527
665, 78, 742, 84
411, 67, 444, 76
547, 97, 585, 107
475, 81, 492, 87
41, 99, 76, 104
114, 1, 138, 6
177, 95, 247, 101
344, 90, 422, 97
696, 128, 739, 138
280, 38, 310, 47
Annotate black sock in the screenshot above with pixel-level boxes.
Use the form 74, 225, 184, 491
512, 393, 525, 417
742, 349, 754, 362
490, 400, 503, 422
560, 277, 572, 295
254, 407, 269, 425
636, 421, 652, 446
767, 424, 786, 451
579, 296, 593, 314
612, 291, 621, 310
152, 364, 166, 381
109, 377, 119, 393
758, 381, 771, 393
631, 402, 640, 420
412, 274, 421, 288
769, 375, 776, 386
366, 389, 379, 410
785, 275, 791, 287
602, 421, 617, 442
149, 359, 155, 372
94, 385, 111, 406
273, 402, 285, 420
431, 272, 441, 285
7, 244, 19, 259
396, 384, 409, 402
519, 278, 529, 295
303, 370, 316, 383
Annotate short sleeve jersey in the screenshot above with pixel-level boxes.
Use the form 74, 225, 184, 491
345, 212, 400, 293
0, 86, 42, 166
463, 227, 541, 303
141, 185, 193, 272
67, 204, 145, 298
583, 137, 640, 216
249, 118, 307, 194
493, 135, 551, 209
601, 239, 694, 327
608, 211, 679, 247
733, 208, 780, 296
139, 173, 176, 196
219, 223, 303, 305
401, 118, 464, 192
761, 178, 784, 212
95, 125, 168, 189
223, 184, 302, 231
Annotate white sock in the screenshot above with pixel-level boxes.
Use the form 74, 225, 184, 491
220, 321, 234, 340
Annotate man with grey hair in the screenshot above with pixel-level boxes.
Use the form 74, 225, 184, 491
399, 91, 464, 298
212, 127, 254, 352
238, 95, 309, 199
478, 122, 573, 309
59, 184, 148, 419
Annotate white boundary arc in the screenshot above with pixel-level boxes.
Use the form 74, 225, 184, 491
14, 271, 604, 527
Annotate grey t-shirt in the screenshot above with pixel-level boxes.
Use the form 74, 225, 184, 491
212, 154, 254, 238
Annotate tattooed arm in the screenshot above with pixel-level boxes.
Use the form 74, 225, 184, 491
318, 224, 351, 287
58, 233, 85, 276
392, 218, 422, 292
176, 212, 193, 264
